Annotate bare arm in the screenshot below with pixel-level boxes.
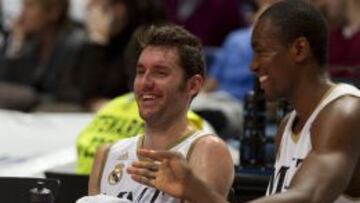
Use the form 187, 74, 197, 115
88, 144, 111, 195
250, 96, 360, 203
188, 135, 235, 198
186, 176, 230, 203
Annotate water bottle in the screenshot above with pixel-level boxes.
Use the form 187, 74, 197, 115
240, 79, 267, 168
29, 181, 54, 203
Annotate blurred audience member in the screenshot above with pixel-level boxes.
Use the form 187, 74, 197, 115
311, 0, 360, 85
0, 0, 86, 111
164, 0, 243, 46
328, 0, 360, 83
191, 0, 278, 137
311, 0, 345, 29
0, 1, 7, 52
76, 0, 167, 111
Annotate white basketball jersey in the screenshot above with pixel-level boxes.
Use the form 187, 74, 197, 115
266, 84, 360, 203
100, 130, 210, 203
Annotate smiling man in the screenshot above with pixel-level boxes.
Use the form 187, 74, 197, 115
87, 24, 234, 202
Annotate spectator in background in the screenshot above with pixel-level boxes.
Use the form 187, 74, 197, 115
76, 0, 167, 111
327, 0, 360, 84
0, 1, 7, 53
311, 0, 360, 86
190, 0, 278, 137
164, 0, 243, 46
310, 0, 345, 29
0, 0, 86, 111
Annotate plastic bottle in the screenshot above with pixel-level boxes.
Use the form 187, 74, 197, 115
29, 181, 54, 203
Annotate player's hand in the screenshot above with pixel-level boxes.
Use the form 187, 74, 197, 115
127, 149, 194, 199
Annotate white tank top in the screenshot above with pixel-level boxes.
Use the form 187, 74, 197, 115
100, 130, 210, 203
266, 84, 360, 203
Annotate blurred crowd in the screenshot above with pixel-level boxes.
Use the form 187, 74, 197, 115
0, 0, 243, 112
0, 0, 358, 127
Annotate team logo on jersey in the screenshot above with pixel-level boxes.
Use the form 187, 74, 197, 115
108, 163, 125, 185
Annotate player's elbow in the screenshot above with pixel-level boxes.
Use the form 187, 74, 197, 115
289, 189, 337, 203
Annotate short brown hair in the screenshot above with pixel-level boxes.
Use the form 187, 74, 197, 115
137, 24, 206, 80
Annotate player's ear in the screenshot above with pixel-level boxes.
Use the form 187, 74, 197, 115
187, 74, 204, 97
290, 36, 311, 63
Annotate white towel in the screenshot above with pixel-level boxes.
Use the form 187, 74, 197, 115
76, 194, 131, 203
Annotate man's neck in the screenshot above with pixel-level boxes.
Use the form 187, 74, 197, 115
288, 72, 334, 131
143, 116, 190, 150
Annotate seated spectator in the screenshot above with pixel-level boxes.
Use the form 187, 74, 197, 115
0, 0, 86, 111
327, 0, 360, 83
164, 0, 243, 46
76, 0, 167, 111
311, 0, 360, 85
310, 0, 345, 29
76, 92, 214, 174
191, 0, 278, 137
0, 1, 7, 53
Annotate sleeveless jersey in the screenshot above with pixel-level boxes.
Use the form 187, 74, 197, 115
100, 130, 210, 203
266, 84, 360, 203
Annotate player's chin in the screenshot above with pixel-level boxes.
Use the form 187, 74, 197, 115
263, 87, 282, 101
139, 110, 157, 122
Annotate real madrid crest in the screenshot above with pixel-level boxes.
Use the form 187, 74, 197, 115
108, 163, 125, 185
